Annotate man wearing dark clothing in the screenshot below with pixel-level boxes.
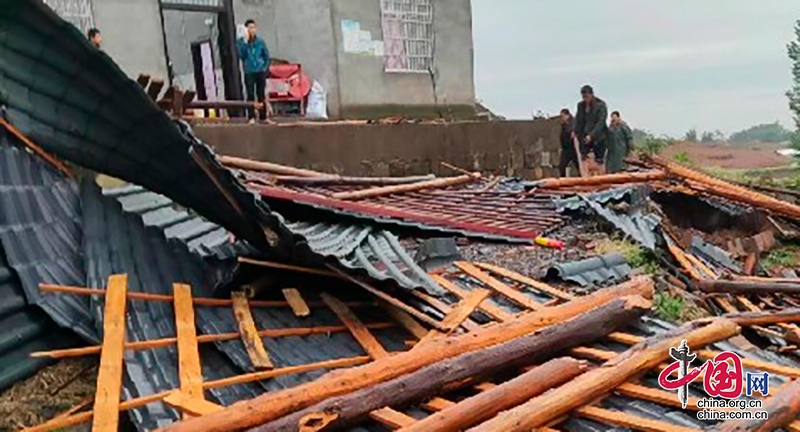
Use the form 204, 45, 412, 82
607, 110, 634, 173
238, 19, 270, 120
574, 85, 609, 164
558, 108, 579, 177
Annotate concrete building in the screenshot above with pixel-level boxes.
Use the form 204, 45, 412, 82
43, 0, 476, 119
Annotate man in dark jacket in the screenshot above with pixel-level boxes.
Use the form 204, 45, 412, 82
607, 110, 634, 173
238, 19, 271, 120
558, 108, 578, 177
574, 85, 609, 165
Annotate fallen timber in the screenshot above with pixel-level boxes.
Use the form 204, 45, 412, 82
254, 296, 648, 431
468, 318, 740, 432
394, 358, 586, 432
695, 279, 800, 295
158, 276, 655, 432
710, 378, 800, 432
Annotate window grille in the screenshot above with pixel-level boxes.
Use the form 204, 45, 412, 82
380, 0, 433, 73
43, 0, 95, 33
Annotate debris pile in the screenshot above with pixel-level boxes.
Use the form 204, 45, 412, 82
3, 2, 800, 432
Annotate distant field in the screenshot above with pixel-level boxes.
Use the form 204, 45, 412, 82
662, 141, 791, 170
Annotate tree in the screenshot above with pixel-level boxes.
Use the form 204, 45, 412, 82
729, 122, 793, 144
787, 20, 800, 149
701, 131, 715, 142
684, 129, 698, 142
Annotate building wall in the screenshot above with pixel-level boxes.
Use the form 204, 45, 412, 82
193, 119, 561, 179
91, 0, 169, 79
331, 0, 475, 118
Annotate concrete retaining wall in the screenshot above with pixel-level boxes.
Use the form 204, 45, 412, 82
194, 119, 561, 178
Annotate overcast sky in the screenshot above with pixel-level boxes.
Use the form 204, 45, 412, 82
471, 0, 800, 137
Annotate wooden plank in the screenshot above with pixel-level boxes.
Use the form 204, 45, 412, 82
322, 293, 388, 360
231, 291, 274, 370
91, 274, 129, 432
381, 302, 429, 339
472, 262, 575, 301
369, 408, 416, 428
147, 78, 165, 100
430, 274, 515, 322
136, 74, 151, 88
454, 261, 543, 311
415, 288, 490, 346
281, 288, 310, 317
421, 397, 456, 412
173, 283, 204, 418
576, 406, 701, 432
410, 289, 482, 331
164, 392, 223, 417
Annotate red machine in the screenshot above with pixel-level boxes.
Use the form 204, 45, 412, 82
267, 63, 311, 116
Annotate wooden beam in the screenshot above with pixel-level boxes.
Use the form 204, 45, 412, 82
253, 296, 651, 432
154, 277, 655, 432
415, 288, 490, 347
472, 262, 575, 301
173, 284, 204, 418
322, 293, 388, 360
147, 78, 165, 100
430, 274, 515, 322
31, 323, 394, 359
237, 257, 340, 278
136, 74, 151, 87
332, 173, 481, 201
576, 406, 701, 432
217, 155, 326, 177
91, 274, 129, 432
369, 408, 416, 428
0, 118, 75, 179
397, 358, 586, 432
163, 392, 223, 417
39, 282, 372, 309
410, 289, 482, 331
469, 319, 741, 432
281, 288, 310, 317
454, 262, 543, 311
231, 291, 274, 370
25, 357, 369, 432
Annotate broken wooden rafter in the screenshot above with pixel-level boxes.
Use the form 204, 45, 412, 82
331, 173, 482, 201
158, 277, 655, 432
0, 117, 75, 179
430, 274, 515, 322
472, 262, 575, 301
31, 323, 394, 359
454, 261, 544, 311
369, 408, 416, 428
163, 392, 223, 417
281, 288, 310, 317
173, 284, 204, 418
24, 357, 370, 432
240, 296, 652, 432
217, 155, 325, 177
696, 279, 800, 295
414, 288, 490, 347
409, 288, 482, 331
231, 291, 274, 370
380, 302, 429, 339
273, 174, 436, 186
322, 293, 389, 360
92, 275, 129, 432
397, 358, 586, 432
468, 319, 740, 432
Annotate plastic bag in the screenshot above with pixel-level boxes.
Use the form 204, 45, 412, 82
306, 80, 328, 119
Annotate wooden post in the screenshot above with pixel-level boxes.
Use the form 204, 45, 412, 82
173, 284, 204, 418
397, 358, 586, 432
322, 293, 388, 360
331, 173, 482, 201
231, 291, 274, 370
468, 319, 740, 432
282, 288, 310, 317
710, 378, 800, 432
157, 277, 654, 432
91, 275, 129, 432
249, 296, 651, 432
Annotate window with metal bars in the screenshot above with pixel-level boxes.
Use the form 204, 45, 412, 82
380, 0, 434, 73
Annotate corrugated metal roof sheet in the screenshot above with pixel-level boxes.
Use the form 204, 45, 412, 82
0, 138, 96, 342
81, 179, 411, 430
546, 253, 632, 287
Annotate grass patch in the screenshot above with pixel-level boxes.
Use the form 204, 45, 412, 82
672, 151, 693, 166
762, 245, 800, 271
592, 238, 658, 274
653, 292, 685, 322
702, 165, 799, 187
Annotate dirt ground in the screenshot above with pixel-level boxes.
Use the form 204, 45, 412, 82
662, 141, 791, 170
0, 358, 97, 431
